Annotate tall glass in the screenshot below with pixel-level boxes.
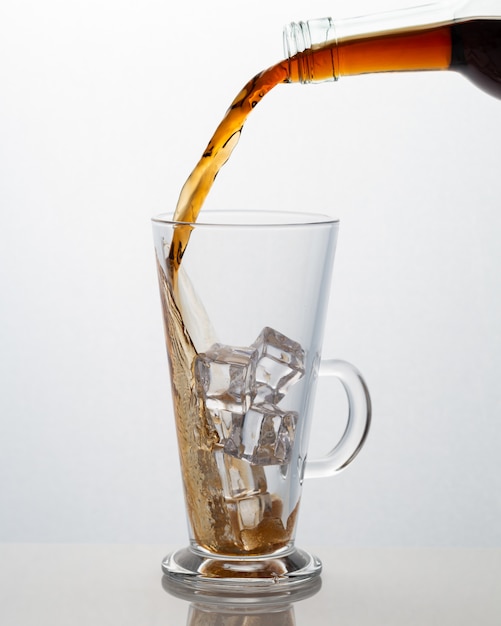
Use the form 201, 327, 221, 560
152, 211, 371, 592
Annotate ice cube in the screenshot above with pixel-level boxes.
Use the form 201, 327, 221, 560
210, 409, 237, 444
230, 493, 272, 529
275, 412, 297, 464
237, 494, 271, 528
204, 408, 244, 457
224, 403, 298, 466
214, 449, 267, 499
194, 329, 303, 465
194, 343, 258, 413
253, 327, 305, 404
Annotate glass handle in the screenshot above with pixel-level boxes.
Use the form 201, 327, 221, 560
305, 359, 371, 479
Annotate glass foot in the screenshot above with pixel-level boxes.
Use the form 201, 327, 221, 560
161, 545, 322, 600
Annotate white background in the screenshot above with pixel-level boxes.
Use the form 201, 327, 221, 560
1, 0, 500, 547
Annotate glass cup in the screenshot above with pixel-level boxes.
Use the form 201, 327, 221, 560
152, 210, 371, 593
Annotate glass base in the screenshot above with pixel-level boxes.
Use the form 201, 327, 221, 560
161, 545, 322, 600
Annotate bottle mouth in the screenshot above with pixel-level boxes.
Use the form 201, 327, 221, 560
283, 21, 312, 58
283, 17, 336, 58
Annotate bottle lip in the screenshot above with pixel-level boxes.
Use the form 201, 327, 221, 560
283, 21, 312, 58
283, 17, 336, 58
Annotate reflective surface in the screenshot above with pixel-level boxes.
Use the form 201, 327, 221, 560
0, 545, 500, 624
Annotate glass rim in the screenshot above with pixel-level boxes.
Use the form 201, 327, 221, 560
151, 210, 339, 228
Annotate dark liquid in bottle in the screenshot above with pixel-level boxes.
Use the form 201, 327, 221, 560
451, 19, 501, 98
313, 19, 501, 98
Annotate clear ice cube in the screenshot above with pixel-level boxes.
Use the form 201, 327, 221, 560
275, 412, 297, 464
235, 493, 272, 529
194, 343, 258, 413
253, 327, 305, 404
210, 409, 237, 444
194, 328, 304, 466
223, 403, 298, 466
214, 449, 271, 532
214, 449, 267, 499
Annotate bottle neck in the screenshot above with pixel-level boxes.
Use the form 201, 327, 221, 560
282, 17, 338, 84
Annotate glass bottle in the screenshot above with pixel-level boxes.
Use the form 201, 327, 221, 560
283, 1, 501, 98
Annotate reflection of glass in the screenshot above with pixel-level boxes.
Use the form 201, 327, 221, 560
153, 211, 371, 591
163, 572, 322, 623
187, 602, 296, 626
